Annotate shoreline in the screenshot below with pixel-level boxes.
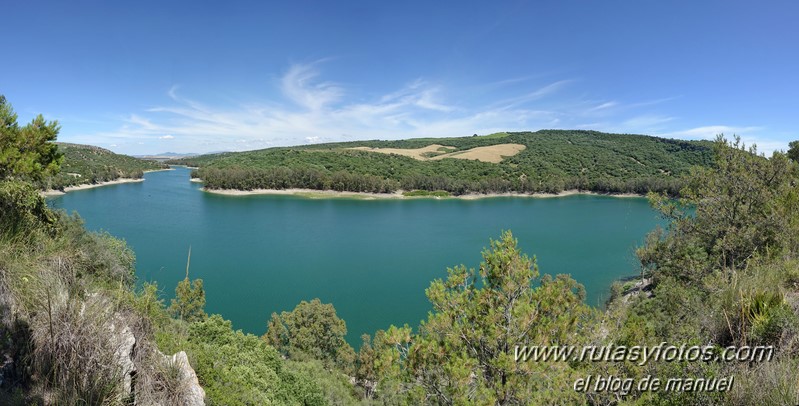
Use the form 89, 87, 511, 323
41, 178, 144, 197
167, 164, 199, 169
42, 168, 173, 196
201, 187, 645, 200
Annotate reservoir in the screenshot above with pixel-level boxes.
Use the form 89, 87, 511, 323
48, 166, 661, 344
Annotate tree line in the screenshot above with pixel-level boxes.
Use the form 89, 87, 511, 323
196, 165, 686, 195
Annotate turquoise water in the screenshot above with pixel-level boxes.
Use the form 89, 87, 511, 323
48, 167, 660, 344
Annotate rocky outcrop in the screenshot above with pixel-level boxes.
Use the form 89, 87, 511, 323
106, 311, 204, 405
168, 351, 206, 406
110, 321, 136, 396
619, 277, 654, 303
133, 350, 205, 406
0, 283, 205, 405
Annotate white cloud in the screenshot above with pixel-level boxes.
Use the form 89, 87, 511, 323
281, 62, 343, 111
658, 125, 762, 140
78, 63, 575, 153
414, 88, 454, 112
67, 62, 776, 155
490, 79, 574, 110
588, 101, 618, 111
657, 125, 787, 155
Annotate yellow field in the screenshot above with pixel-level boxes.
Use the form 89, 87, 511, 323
349, 143, 525, 163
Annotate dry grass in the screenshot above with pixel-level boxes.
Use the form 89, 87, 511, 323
349, 144, 455, 160
133, 346, 198, 406
430, 144, 526, 163
0, 185, 201, 404
725, 358, 799, 405
349, 143, 526, 163
29, 284, 126, 405
0, 227, 196, 405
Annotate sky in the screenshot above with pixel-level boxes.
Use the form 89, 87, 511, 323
2, 0, 797, 155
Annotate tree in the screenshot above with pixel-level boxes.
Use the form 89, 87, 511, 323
353, 325, 415, 402
788, 140, 799, 162
169, 277, 207, 322
0, 95, 63, 182
0, 180, 57, 235
0, 95, 62, 235
169, 246, 207, 322
264, 298, 354, 367
611, 135, 799, 405
406, 231, 591, 405
640, 135, 798, 281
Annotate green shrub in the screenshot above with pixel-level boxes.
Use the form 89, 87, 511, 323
0, 180, 57, 237
402, 190, 451, 197
186, 314, 329, 405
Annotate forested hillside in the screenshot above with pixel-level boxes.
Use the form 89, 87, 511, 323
44, 143, 167, 190
172, 130, 714, 196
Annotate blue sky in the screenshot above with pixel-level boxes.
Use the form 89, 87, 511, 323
2, 0, 797, 155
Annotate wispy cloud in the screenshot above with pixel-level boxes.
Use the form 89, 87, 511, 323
69, 64, 577, 153
658, 125, 762, 140
490, 80, 574, 110
588, 101, 618, 112
620, 115, 675, 130
281, 62, 343, 111
581, 97, 678, 118
657, 125, 787, 155
64, 62, 770, 155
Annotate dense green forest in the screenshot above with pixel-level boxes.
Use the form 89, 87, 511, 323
172, 130, 715, 196
4, 95, 799, 404
43, 143, 167, 190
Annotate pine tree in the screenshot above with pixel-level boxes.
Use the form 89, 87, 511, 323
169, 246, 207, 322
0, 95, 63, 182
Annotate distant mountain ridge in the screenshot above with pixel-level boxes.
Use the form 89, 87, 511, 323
135, 152, 199, 158
136, 151, 232, 161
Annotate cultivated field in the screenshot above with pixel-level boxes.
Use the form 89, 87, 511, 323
349, 143, 526, 163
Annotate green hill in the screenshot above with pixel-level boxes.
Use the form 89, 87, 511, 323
46, 143, 167, 189
171, 130, 714, 195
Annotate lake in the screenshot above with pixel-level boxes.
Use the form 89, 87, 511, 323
48, 166, 661, 344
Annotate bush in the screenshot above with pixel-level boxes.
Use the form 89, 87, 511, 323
186, 314, 329, 405
0, 181, 57, 237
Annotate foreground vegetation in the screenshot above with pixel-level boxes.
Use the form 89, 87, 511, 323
1, 96, 348, 405
3, 94, 799, 404
172, 130, 714, 196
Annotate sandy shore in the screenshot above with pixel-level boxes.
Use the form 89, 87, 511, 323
41, 178, 144, 197
204, 188, 407, 199
202, 188, 645, 200
143, 168, 174, 173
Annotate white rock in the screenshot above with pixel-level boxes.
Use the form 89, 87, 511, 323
170, 351, 206, 406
